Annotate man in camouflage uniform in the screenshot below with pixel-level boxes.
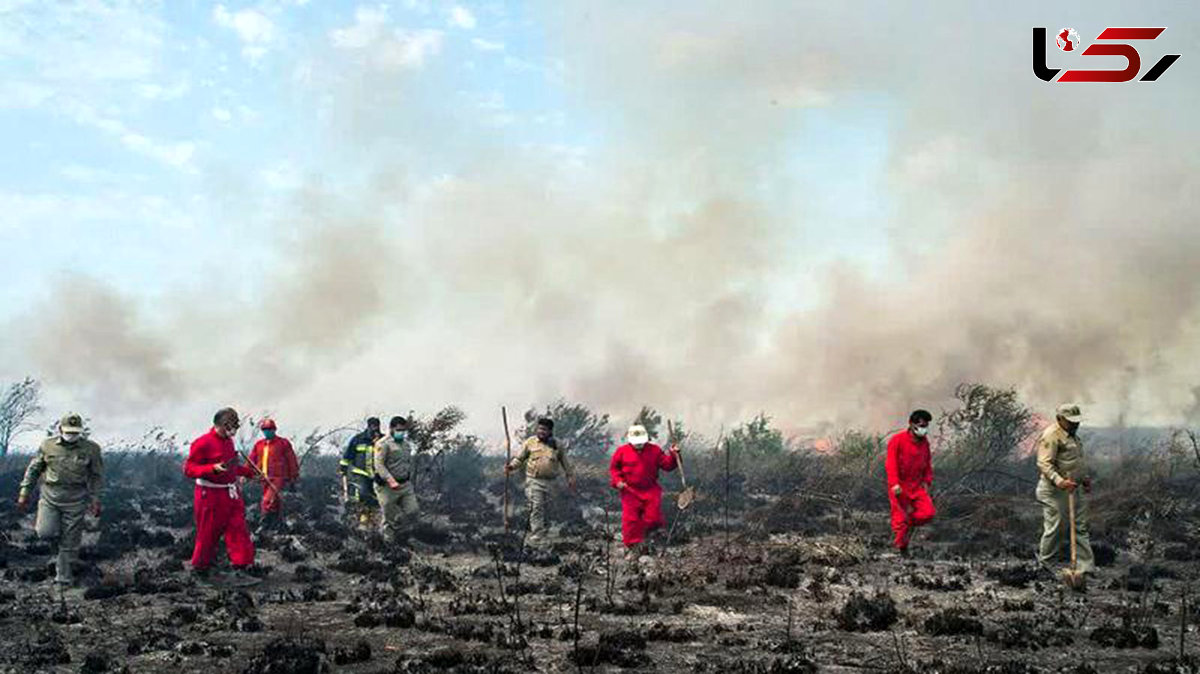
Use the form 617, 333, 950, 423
374, 416, 421, 541
505, 418, 575, 546
1036, 403, 1095, 574
16, 413, 104, 585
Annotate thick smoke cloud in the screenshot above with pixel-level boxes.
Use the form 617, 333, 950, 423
10, 1, 1200, 440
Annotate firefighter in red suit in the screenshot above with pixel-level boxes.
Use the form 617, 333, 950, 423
886, 409, 936, 556
247, 418, 299, 531
183, 408, 260, 586
609, 424, 678, 560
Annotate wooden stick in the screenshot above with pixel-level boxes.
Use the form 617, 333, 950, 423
723, 431, 730, 555
502, 406, 512, 534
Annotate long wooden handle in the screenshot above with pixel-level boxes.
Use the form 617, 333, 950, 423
1068, 490, 1077, 570
237, 450, 283, 498
502, 406, 512, 533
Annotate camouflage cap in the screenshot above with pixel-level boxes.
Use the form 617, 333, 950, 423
60, 413, 85, 433
1056, 404, 1082, 423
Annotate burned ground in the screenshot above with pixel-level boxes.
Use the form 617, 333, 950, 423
0, 440, 1198, 674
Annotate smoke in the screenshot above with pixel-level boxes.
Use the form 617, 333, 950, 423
25, 276, 180, 414
8, 1, 1200, 439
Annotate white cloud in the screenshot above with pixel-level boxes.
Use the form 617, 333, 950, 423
60, 101, 197, 171
212, 107, 233, 122
449, 6, 476, 30
330, 6, 388, 49
330, 8, 443, 70
137, 81, 191, 101
213, 4, 278, 62
470, 38, 504, 52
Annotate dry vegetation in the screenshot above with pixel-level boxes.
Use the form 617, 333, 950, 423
1, 384, 1199, 673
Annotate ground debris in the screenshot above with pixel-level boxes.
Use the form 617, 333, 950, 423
836, 591, 898, 631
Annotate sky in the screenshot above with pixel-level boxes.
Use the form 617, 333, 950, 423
1, 1, 1198, 447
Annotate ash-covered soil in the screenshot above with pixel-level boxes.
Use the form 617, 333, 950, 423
1, 464, 1198, 673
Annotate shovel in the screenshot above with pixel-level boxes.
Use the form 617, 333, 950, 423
1061, 489, 1086, 591
667, 421, 695, 510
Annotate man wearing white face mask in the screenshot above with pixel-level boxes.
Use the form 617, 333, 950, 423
885, 409, 935, 556
16, 413, 104, 585
374, 416, 421, 541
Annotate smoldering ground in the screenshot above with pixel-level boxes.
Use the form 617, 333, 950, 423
1, 401, 1199, 673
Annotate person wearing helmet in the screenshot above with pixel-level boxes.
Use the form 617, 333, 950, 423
247, 418, 299, 532
16, 413, 104, 585
609, 424, 678, 561
340, 417, 383, 529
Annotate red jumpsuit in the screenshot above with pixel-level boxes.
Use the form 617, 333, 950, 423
183, 428, 257, 570
885, 430, 936, 550
609, 443, 678, 548
247, 437, 298, 514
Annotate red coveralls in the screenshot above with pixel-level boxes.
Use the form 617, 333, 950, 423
183, 428, 257, 570
885, 430, 936, 550
247, 437, 298, 514
609, 443, 678, 548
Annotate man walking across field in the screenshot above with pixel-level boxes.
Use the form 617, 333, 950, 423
610, 424, 678, 561
247, 418, 299, 532
183, 408, 260, 587
340, 417, 383, 530
374, 416, 421, 542
17, 413, 104, 585
505, 417, 576, 546
886, 409, 936, 557
1035, 404, 1094, 575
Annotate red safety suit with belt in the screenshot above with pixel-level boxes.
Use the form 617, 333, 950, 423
247, 436, 298, 514
885, 430, 936, 550
183, 428, 256, 570
609, 442, 678, 548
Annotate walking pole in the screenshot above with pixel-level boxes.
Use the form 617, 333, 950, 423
502, 406, 512, 534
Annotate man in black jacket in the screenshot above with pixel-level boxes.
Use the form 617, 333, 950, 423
340, 417, 383, 529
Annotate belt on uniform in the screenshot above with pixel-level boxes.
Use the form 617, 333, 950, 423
196, 478, 239, 499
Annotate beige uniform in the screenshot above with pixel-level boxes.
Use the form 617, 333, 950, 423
19, 436, 103, 582
373, 435, 419, 539
1035, 423, 1093, 572
508, 437, 574, 542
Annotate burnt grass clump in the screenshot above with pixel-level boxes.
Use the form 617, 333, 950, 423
836, 592, 898, 632
570, 629, 650, 668
924, 607, 984, 636
986, 563, 1042, 588
242, 636, 330, 674
1089, 623, 1160, 649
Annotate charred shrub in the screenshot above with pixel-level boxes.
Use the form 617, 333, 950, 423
570, 630, 650, 669
924, 608, 984, 637
242, 637, 330, 674
332, 640, 371, 665
1090, 623, 1160, 649
986, 564, 1040, 589
836, 592, 898, 632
